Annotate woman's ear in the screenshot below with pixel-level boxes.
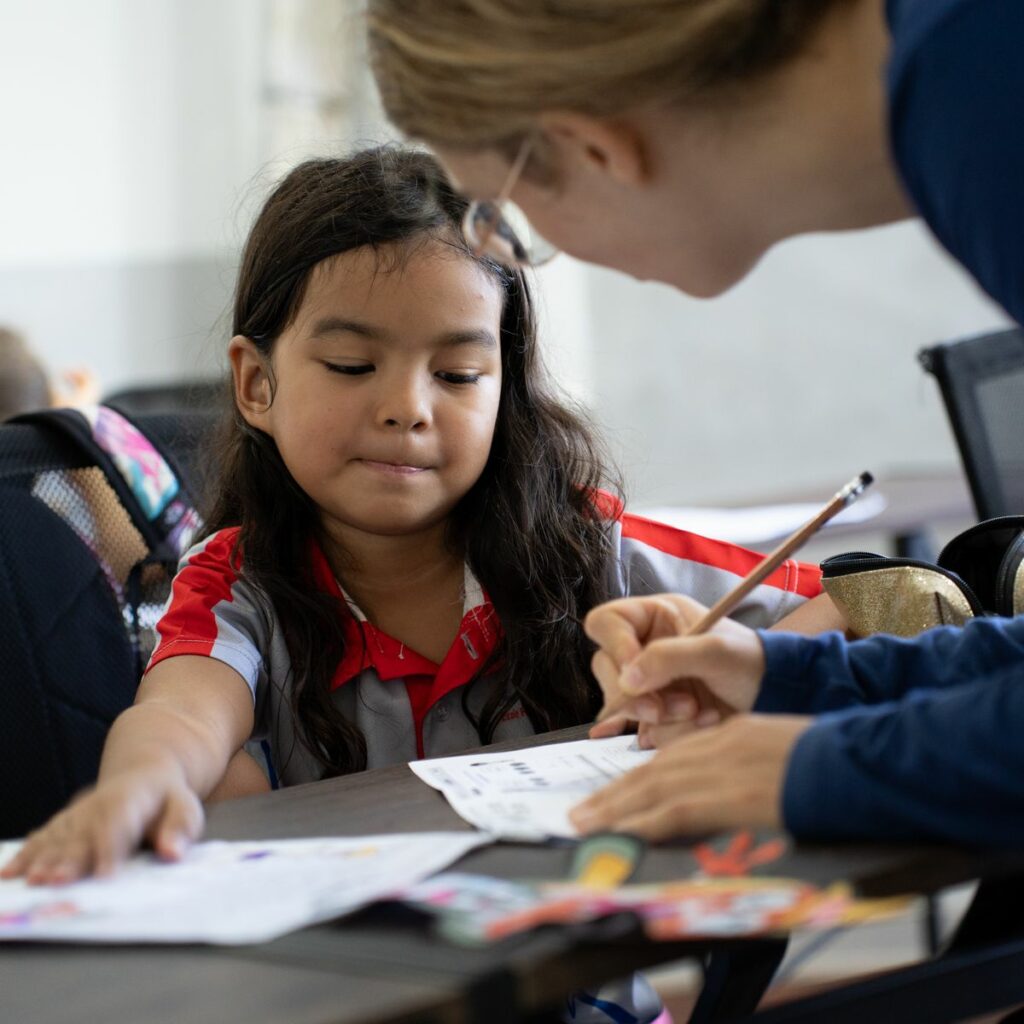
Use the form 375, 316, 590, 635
228, 335, 274, 434
537, 111, 650, 186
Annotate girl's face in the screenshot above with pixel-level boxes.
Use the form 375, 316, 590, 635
233, 239, 503, 547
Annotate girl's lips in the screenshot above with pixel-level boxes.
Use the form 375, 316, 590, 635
358, 459, 429, 475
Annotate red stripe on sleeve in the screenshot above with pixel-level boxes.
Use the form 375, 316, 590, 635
147, 528, 244, 669
620, 512, 822, 598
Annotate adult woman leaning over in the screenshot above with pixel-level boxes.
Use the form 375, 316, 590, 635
366, 0, 1024, 846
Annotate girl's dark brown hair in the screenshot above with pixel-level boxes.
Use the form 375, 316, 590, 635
206, 146, 617, 777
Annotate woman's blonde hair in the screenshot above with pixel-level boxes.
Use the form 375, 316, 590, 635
367, 0, 852, 154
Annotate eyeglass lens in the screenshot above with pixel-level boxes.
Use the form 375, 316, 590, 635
463, 200, 557, 268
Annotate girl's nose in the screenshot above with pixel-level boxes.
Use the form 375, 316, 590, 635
378, 378, 432, 431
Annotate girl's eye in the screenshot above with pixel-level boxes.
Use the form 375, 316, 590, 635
436, 371, 481, 385
325, 363, 373, 376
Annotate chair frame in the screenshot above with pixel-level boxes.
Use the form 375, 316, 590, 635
919, 327, 1024, 520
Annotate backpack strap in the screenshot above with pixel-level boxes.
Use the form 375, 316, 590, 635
11, 404, 201, 563
12, 404, 203, 676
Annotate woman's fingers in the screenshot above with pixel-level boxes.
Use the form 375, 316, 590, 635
590, 649, 621, 701
638, 717, 702, 749
572, 715, 811, 839
589, 716, 631, 739
612, 792, 732, 842
621, 629, 765, 712
623, 634, 728, 694
585, 594, 700, 668
588, 595, 764, 727
584, 600, 647, 667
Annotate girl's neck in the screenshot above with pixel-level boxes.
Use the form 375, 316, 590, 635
320, 519, 464, 617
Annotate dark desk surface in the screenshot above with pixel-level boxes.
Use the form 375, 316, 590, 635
0, 944, 464, 1024
4, 726, 1021, 1024
203, 725, 1021, 899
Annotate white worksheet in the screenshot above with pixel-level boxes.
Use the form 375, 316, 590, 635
409, 735, 654, 841
0, 832, 488, 944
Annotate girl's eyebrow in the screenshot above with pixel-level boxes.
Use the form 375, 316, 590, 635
311, 316, 382, 340
310, 316, 497, 349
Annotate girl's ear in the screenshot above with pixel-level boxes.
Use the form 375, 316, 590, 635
537, 111, 650, 186
228, 335, 274, 434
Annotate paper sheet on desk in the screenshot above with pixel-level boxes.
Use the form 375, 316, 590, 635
409, 735, 655, 841
0, 832, 488, 944
637, 491, 888, 547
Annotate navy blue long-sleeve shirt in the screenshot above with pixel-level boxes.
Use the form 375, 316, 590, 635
887, 0, 1024, 326
750, 0, 1024, 846
756, 617, 1024, 844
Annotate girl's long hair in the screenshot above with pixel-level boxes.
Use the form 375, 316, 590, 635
205, 146, 618, 777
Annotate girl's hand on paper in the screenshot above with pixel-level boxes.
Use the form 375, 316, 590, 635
586, 593, 766, 740
0, 767, 203, 885
572, 714, 812, 839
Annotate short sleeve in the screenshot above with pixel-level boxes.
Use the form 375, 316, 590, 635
147, 528, 268, 700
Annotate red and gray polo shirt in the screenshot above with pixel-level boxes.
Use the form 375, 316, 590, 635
148, 508, 820, 786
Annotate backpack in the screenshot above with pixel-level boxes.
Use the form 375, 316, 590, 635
0, 405, 207, 838
821, 515, 1024, 638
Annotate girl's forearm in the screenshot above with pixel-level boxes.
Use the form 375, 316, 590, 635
97, 702, 234, 798
770, 593, 847, 636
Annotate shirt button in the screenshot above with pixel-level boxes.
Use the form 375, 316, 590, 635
435, 705, 449, 721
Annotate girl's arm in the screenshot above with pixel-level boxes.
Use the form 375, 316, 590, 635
1, 656, 254, 884
207, 750, 272, 803
768, 592, 847, 636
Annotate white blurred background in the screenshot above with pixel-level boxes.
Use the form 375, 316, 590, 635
0, 0, 1011, 510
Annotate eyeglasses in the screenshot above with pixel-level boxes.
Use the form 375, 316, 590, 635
462, 135, 559, 268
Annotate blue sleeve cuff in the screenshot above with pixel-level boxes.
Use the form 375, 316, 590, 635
753, 631, 824, 714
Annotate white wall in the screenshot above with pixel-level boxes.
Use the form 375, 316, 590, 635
0, 1, 1012, 512
0, 0, 263, 389
556, 220, 1010, 506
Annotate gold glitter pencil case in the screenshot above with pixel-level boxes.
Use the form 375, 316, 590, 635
820, 515, 1024, 638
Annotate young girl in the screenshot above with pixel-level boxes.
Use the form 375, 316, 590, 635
4, 147, 829, 884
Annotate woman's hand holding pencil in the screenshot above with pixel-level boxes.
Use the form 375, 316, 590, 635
572, 596, 811, 837
586, 593, 766, 746
571, 473, 871, 840
587, 471, 870, 741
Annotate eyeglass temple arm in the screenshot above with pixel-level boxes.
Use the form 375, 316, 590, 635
496, 135, 536, 204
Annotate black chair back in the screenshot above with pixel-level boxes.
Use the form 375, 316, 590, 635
103, 379, 226, 417
920, 328, 1024, 519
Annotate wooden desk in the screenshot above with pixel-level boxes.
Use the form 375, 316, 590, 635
3, 727, 1023, 1024
201, 726, 1020, 900
0, 945, 464, 1024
